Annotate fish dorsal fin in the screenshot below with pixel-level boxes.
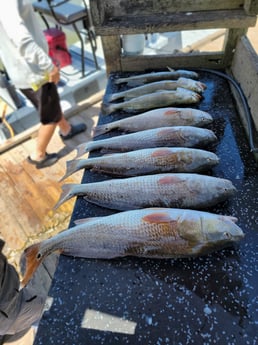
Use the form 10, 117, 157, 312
74, 217, 103, 225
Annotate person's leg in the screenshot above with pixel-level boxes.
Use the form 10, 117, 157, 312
32, 123, 57, 161
21, 83, 86, 167
57, 116, 71, 136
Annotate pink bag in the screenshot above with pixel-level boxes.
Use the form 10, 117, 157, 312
44, 28, 72, 68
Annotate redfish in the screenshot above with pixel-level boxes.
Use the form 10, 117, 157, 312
93, 107, 213, 137
108, 78, 206, 102
21, 208, 244, 286
102, 88, 201, 115
114, 69, 199, 85
55, 173, 236, 210
76, 126, 217, 158
60, 148, 219, 181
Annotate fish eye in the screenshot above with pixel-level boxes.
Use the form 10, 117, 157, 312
37, 253, 42, 260
223, 232, 232, 239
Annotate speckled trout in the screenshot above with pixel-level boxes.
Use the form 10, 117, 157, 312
21, 208, 244, 286
76, 126, 217, 158
55, 173, 236, 210
108, 78, 206, 102
102, 88, 201, 115
93, 107, 213, 137
60, 148, 219, 181
114, 69, 199, 85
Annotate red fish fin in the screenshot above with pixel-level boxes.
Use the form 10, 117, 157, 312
21, 243, 43, 287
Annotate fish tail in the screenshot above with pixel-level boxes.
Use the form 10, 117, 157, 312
106, 92, 120, 102
59, 159, 85, 182
101, 102, 116, 115
92, 124, 110, 138
21, 243, 43, 287
54, 184, 77, 209
114, 77, 125, 84
76, 143, 90, 158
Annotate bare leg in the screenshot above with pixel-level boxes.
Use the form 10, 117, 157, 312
57, 115, 72, 137
31, 123, 57, 161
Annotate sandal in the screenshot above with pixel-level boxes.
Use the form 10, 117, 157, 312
27, 153, 59, 169
60, 123, 87, 140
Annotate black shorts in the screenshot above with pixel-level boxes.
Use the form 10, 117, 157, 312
20, 82, 62, 125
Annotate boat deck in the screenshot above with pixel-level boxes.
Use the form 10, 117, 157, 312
0, 98, 101, 272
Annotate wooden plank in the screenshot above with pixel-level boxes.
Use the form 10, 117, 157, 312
0, 150, 54, 221
90, 0, 245, 18
0, 102, 101, 271
117, 52, 225, 72
0, 159, 41, 239
223, 28, 248, 67
91, 10, 256, 35
244, 0, 258, 14
231, 36, 258, 133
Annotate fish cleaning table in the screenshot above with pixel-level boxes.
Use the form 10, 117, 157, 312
34, 70, 258, 345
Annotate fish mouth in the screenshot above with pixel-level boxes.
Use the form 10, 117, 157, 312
191, 234, 244, 256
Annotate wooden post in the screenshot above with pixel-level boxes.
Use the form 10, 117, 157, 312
244, 0, 258, 14
101, 36, 122, 74
223, 28, 248, 67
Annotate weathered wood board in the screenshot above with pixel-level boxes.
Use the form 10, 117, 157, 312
230, 36, 258, 156
232, 36, 258, 131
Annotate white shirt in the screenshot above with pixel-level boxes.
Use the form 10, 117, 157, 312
0, 0, 54, 89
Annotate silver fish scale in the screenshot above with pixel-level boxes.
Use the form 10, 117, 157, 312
93, 108, 213, 137
62, 148, 219, 181
39, 208, 244, 260
85, 127, 217, 154
61, 173, 236, 211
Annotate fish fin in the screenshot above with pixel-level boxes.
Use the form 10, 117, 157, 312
229, 216, 238, 223
223, 215, 238, 223
114, 78, 126, 84
92, 124, 110, 138
74, 216, 103, 225
127, 81, 144, 87
101, 102, 115, 116
167, 66, 175, 72
76, 143, 89, 158
59, 160, 84, 182
54, 184, 77, 209
106, 92, 121, 102
21, 243, 44, 287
